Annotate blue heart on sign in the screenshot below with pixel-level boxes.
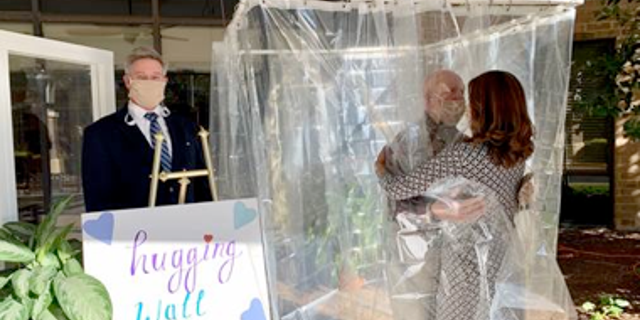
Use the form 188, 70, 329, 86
241, 298, 266, 320
82, 212, 114, 245
234, 202, 257, 230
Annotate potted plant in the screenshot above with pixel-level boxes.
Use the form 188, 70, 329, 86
0, 197, 112, 320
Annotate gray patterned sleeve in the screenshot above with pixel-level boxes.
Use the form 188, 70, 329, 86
380, 143, 464, 200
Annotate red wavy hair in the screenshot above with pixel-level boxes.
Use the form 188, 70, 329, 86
467, 71, 534, 168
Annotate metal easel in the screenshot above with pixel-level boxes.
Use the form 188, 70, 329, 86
148, 127, 219, 207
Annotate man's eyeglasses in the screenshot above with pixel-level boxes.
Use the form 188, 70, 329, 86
128, 75, 166, 81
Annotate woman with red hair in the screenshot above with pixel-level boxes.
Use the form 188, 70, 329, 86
379, 70, 534, 320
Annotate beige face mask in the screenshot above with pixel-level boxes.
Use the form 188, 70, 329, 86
128, 79, 166, 109
428, 97, 465, 126
439, 100, 466, 126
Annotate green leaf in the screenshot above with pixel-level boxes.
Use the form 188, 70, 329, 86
35, 196, 73, 249
37, 224, 74, 263
68, 239, 82, 256
0, 273, 13, 299
47, 302, 69, 320
52, 224, 74, 248
31, 288, 53, 319
40, 253, 61, 270
0, 229, 24, 246
3, 222, 36, 240
582, 301, 596, 312
20, 298, 33, 318
57, 240, 73, 263
35, 308, 58, 320
0, 298, 29, 320
614, 299, 630, 308
624, 118, 640, 139
603, 305, 623, 317
0, 238, 35, 263
600, 295, 615, 306
29, 266, 56, 295
11, 269, 31, 300
0, 276, 10, 290
62, 259, 84, 277
54, 273, 112, 320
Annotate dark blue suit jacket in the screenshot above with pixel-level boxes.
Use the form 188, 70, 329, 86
81, 106, 212, 212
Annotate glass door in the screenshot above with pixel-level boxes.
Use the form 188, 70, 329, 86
0, 29, 115, 226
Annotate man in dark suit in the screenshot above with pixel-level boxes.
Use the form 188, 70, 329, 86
82, 47, 211, 212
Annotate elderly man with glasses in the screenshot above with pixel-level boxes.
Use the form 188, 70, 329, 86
81, 46, 211, 212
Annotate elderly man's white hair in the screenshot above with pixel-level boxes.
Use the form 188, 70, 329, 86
124, 46, 168, 75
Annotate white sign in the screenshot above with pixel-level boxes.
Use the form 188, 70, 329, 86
81, 199, 271, 320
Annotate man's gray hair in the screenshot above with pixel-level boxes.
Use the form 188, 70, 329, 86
124, 46, 168, 75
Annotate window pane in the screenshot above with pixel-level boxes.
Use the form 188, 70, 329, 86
162, 26, 224, 128
41, 0, 151, 15
0, 1, 30, 11
10, 56, 92, 224
0, 23, 33, 35
565, 39, 615, 169
164, 71, 211, 128
162, 26, 224, 71
43, 23, 153, 120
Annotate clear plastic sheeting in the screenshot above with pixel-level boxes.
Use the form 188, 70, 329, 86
383, 177, 575, 320
211, 0, 579, 319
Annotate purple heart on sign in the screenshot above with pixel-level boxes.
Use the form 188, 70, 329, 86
83, 212, 114, 245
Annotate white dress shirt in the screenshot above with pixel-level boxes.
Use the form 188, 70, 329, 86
127, 101, 173, 155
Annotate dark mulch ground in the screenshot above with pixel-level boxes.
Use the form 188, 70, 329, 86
558, 227, 640, 319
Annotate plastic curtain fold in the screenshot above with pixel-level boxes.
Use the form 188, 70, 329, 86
211, 1, 578, 319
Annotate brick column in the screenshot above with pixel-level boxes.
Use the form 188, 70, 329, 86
614, 116, 640, 230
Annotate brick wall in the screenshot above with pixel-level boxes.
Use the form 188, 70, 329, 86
574, 0, 622, 40
614, 117, 640, 229
574, 0, 640, 230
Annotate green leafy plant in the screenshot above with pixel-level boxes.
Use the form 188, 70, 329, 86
575, 0, 640, 140
569, 184, 610, 197
306, 180, 384, 289
0, 197, 112, 320
581, 296, 631, 320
